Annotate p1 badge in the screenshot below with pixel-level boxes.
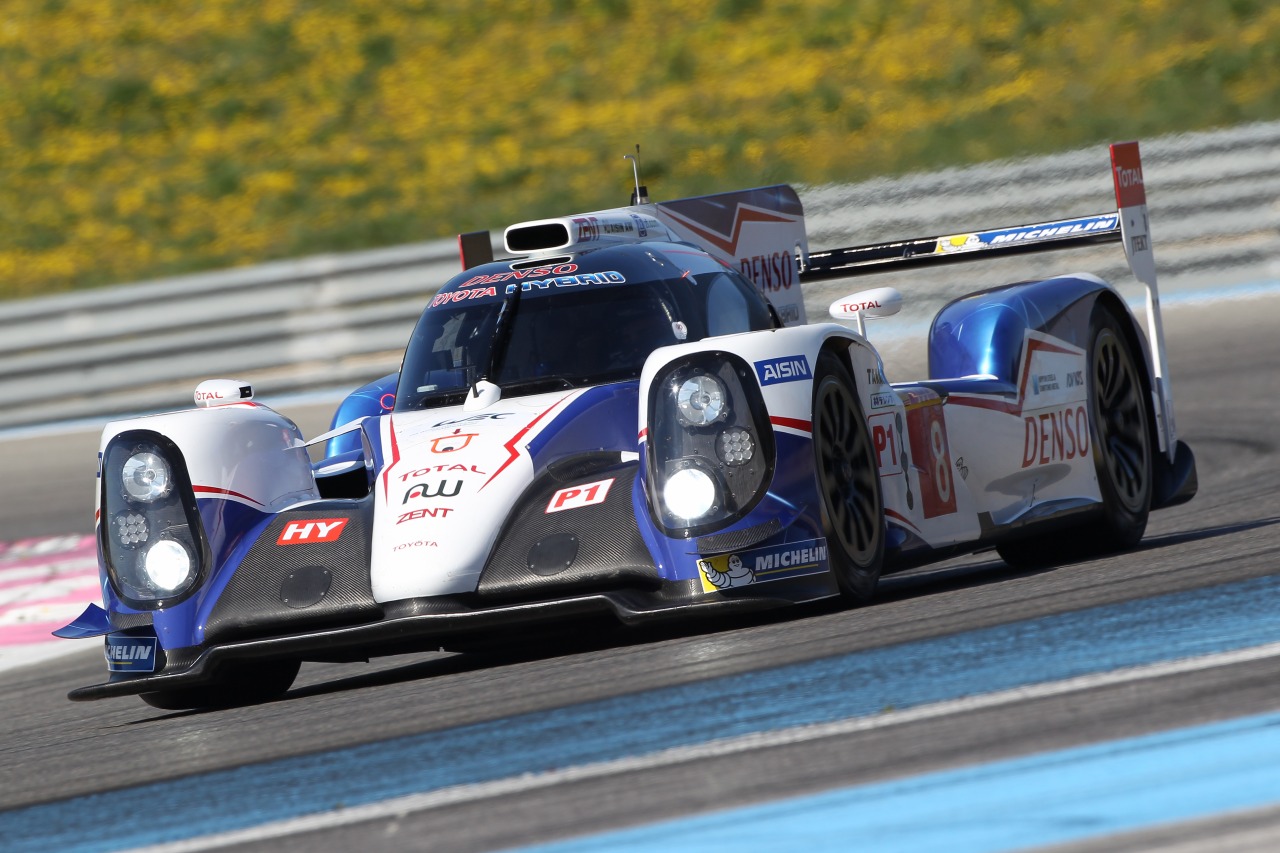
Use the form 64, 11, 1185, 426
105, 634, 158, 673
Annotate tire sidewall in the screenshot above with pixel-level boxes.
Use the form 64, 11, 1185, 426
1086, 305, 1153, 545
812, 352, 885, 602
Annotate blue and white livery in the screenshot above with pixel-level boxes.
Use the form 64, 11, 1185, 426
57, 143, 1196, 709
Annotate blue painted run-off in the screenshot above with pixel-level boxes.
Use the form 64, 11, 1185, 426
522, 710, 1280, 853
8, 572, 1280, 852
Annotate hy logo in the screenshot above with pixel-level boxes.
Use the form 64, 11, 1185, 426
277, 518, 348, 545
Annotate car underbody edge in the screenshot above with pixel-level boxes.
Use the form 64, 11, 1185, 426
66, 581, 813, 701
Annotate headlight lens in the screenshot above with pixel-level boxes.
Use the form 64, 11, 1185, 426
141, 539, 194, 594
675, 374, 727, 426
101, 431, 207, 609
662, 467, 718, 520
646, 353, 775, 536
121, 452, 172, 503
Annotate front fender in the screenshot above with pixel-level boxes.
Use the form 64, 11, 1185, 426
638, 323, 883, 434
634, 324, 874, 591
99, 404, 319, 515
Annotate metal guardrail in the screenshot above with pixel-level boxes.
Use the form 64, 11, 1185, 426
1, 122, 1277, 431
798, 121, 1280, 318
0, 242, 463, 428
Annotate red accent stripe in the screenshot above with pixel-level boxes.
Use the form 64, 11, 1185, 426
638, 427, 648, 442
884, 507, 923, 537
481, 395, 571, 491
948, 335, 1084, 417
1015, 336, 1085, 406
382, 413, 400, 501
770, 415, 812, 433
192, 485, 265, 506
660, 205, 795, 257
1026, 339, 1082, 357
945, 395, 1020, 414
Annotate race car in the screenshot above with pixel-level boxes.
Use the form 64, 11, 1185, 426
57, 142, 1197, 709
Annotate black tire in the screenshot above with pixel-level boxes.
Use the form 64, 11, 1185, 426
1083, 305, 1153, 544
997, 304, 1152, 568
812, 352, 885, 603
140, 659, 300, 711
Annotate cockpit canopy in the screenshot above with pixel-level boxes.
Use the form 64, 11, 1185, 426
395, 242, 777, 411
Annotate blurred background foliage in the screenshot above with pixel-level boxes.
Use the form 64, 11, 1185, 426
2, 0, 1278, 298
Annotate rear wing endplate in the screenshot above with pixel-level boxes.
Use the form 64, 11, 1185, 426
800, 142, 1176, 459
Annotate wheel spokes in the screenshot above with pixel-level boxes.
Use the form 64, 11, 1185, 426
816, 380, 879, 562
1093, 328, 1150, 511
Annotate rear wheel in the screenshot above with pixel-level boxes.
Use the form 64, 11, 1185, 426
812, 352, 885, 602
997, 304, 1152, 568
1086, 307, 1153, 546
140, 659, 300, 711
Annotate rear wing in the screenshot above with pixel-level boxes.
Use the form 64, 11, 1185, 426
802, 142, 1175, 460
799, 211, 1121, 280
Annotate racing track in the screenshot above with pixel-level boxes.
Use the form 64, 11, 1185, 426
1, 294, 1278, 852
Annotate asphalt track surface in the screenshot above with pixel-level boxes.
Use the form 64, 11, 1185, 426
1, 295, 1278, 851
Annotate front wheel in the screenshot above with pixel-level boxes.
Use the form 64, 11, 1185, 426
812, 352, 885, 603
141, 659, 301, 711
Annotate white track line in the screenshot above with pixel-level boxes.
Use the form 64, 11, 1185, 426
129, 638, 1280, 853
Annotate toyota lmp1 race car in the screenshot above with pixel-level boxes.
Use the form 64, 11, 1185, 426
57, 142, 1197, 709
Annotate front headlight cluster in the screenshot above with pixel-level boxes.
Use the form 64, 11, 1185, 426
647, 353, 774, 536
100, 431, 206, 609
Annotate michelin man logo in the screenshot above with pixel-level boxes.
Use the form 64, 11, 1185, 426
698, 553, 755, 589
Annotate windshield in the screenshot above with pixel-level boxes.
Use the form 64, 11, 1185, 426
395, 262, 773, 411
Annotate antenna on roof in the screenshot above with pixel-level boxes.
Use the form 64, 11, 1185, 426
624, 144, 648, 205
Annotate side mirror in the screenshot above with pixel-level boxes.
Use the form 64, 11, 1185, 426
194, 378, 253, 408
828, 287, 903, 335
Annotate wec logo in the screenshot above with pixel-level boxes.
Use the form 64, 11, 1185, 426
755, 355, 810, 386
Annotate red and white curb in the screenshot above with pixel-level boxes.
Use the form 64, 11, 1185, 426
0, 534, 100, 671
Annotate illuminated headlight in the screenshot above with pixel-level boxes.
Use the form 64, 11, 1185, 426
675, 374, 727, 426
121, 452, 172, 503
647, 353, 774, 536
141, 539, 195, 594
662, 467, 718, 520
717, 428, 755, 465
101, 431, 207, 608
114, 512, 149, 547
